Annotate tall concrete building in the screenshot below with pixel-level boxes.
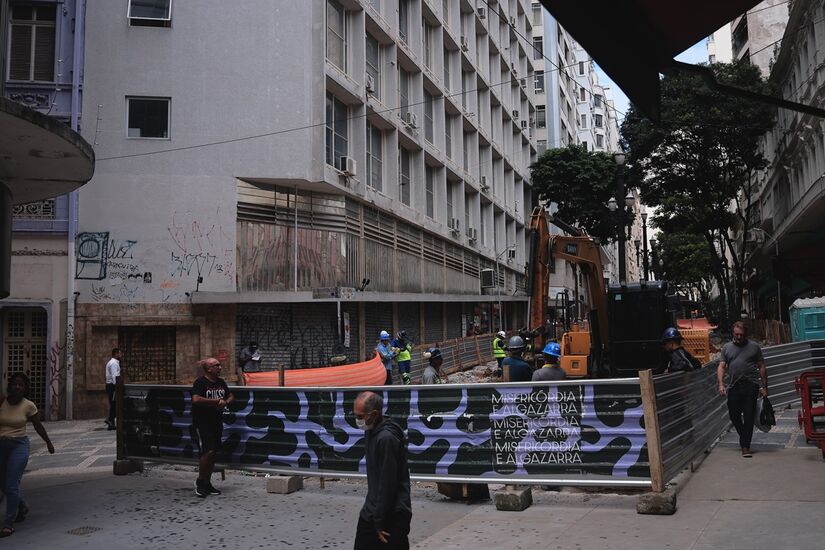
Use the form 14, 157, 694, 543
71, 0, 538, 417
0, 0, 86, 419
708, 25, 733, 64
730, 0, 789, 75
742, 0, 825, 319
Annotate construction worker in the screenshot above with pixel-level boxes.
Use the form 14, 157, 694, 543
391, 331, 413, 385
532, 342, 566, 381
501, 336, 533, 382
421, 347, 443, 384
376, 331, 397, 385
491, 331, 507, 377
662, 327, 701, 373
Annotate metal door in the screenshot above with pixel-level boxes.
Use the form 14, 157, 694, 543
2, 308, 48, 412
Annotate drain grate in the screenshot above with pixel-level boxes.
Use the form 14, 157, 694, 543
67, 526, 102, 536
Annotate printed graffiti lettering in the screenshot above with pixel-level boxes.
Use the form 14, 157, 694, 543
167, 208, 234, 284
75, 232, 109, 280
108, 239, 138, 259
170, 251, 218, 278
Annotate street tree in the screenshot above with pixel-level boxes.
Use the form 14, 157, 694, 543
530, 144, 628, 243
652, 229, 715, 317
621, 61, 774, 328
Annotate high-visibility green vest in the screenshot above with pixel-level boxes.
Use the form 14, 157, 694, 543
397, 343, 412, 362
492, 337, 506, 358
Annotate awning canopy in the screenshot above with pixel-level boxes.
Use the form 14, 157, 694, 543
539, 0, 764, 121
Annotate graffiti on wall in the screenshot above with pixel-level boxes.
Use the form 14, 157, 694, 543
168, 208, 234, 283
122, 383, 650, 484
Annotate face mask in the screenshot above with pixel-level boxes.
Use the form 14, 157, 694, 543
356, 417, 369, 430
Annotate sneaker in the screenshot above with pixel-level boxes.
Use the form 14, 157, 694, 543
205, 482, 221, 496
194, 480, 208, 498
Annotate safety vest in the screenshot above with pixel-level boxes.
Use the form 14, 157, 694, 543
492, 337, 506, 358
397, 343, 412, 362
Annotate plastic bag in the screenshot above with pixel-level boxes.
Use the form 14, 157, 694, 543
753, 396, 777, 433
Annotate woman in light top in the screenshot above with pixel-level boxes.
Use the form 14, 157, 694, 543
0, 372, 55, 538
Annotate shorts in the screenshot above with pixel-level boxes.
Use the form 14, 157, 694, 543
194, 419, 223, 454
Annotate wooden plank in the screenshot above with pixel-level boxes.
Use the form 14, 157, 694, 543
639, 369, 665, 492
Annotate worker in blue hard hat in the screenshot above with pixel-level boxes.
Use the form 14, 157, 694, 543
662, 327, 701, 374
532, 342, 567, 381
376, 330, 397, 385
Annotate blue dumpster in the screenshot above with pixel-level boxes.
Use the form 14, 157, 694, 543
789, 297, 825, 342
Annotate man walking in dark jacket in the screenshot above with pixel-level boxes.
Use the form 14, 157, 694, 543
353, 391, 412, 550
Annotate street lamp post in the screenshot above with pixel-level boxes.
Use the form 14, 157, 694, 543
641, 210, 649, 280
495, 245, 516, 332
634, 239, 641, 276
649, 239, 658, 280
610, 152, 628, 285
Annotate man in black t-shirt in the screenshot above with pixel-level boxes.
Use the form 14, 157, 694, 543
191, 357, 234, 498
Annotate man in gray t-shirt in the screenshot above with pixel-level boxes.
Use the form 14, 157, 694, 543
716, 322, 768, 458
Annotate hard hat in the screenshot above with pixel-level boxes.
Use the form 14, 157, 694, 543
507, 335, 526, 351
379, 330, 390, 340
423, 347, 442, 361
661, 327, 682, 342
542, 342, 561, 357
396, 330, 407, 340
496, 331, 506, 339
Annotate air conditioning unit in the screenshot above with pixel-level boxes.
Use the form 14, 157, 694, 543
365, 74, 376, 94
480, 176, 489, 192
403, 112, 418, 128
468, 227, 478, 242
477, 6, 487, 19
507, 249, 516, 259
480, 268, 495, 288
509, 16, 516, 26
339, 156, 357, 176
511, 62, 517, 74
460, 35, 469, 52
745, 229, 765, 244
519, 78, 527, 89
520, 120, 528, 129
512, 109, 519, 120
448, 217, 460, 232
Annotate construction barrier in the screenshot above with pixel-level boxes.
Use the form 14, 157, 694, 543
119, 378, 652, 487
242, 353, 386, 387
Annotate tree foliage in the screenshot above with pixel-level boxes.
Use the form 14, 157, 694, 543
530, 144, 626, 242
653, 231, 715, 310
621, 61, 775, 327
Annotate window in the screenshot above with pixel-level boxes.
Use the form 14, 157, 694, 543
399, 69, 411, 119
424, 21, 436, 70
399, 0, 410, 44
536, 105, 546, 128
537, 140, 547, 154
326, 0, 347, 71
366, 33, 381, 99
578, 61, 584, 75
369, 0, 380, 12
594, 114, 603, 127
127, 97, 170, 138
8, 5, 56, 81
594, 94, 603, 108
399, 147, 411, 206
424, 90, 434, 143
579, 87, 586, 102
366, 122, 383, 191
127, 0, 172, 27
533, 37, 543, 60
580, 114, 587, 127
445, 114, 453, 159
447, 182, 454, 221
709, 54, 716, 63
581, 141, 588, 151
534, 70, 544, 93
464, 192, 471, 235
442, 0, 449, 26
596, 134, 604, 148
325, 92, 348, 167
118, 326, 177, 383
425, 166, 435, 218
443, 52, 451, 91
533, 5, 542, 26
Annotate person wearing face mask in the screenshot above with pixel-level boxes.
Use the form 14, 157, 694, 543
353, 391, 411, 550
717, 321, 767, 458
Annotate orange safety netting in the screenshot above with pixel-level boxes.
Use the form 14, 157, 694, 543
242, 352, 387, 387
677, 318, 717, 331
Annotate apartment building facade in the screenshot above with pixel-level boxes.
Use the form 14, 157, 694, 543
0, 0, 85, 419
72, 0, 538, 417
743, 0, 825, 319
730, 0, 789, 76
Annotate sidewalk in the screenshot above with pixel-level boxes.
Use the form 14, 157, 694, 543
10, 408, 825, 549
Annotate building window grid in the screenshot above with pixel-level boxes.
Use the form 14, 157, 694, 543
399, 146, 411, 206
594, 114, 603, 128
534, 70, 544, 93
424, 91, 434, 143
425, 166, 435, 219
325, 92, 348, 167
8, 4, 56, 82
399, 0, 410, 44
533, 37, 543, 60
127, 97, 170, 139
366, 33, 381, 100
399, 69, 411, 119
366, 122, 383, 191
326, 0, 347, 72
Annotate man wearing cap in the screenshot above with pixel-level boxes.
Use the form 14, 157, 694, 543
532, 342, 566, 381
491, 331, 507, 377
661, 328, 701, 374
502, 336, 533, 382
376, 331, 397, 385
421, 347, 444, 385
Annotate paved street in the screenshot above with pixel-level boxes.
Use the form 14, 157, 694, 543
7, 407, 824, 549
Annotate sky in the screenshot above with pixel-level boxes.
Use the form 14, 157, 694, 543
595, 40, 709, 124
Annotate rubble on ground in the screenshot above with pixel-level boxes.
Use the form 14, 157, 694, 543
446, 362, 498, 384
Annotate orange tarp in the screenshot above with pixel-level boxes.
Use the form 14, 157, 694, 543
677, 318, 716, 331
242, 353, 387, 387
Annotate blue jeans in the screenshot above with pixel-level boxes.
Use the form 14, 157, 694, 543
0, 437, 29, 527
397, 360, 411, 375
